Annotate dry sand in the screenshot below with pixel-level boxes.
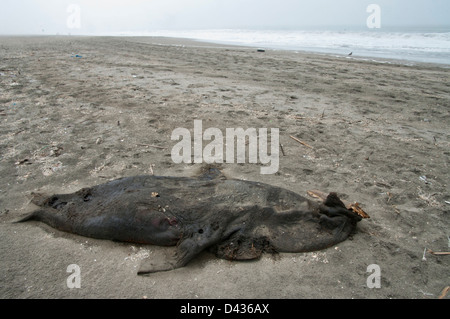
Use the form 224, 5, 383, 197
0, 36, 448, 299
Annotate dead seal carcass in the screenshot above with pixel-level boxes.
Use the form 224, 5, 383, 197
17, 172, 368, 274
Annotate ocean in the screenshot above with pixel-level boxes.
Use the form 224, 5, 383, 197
132, 27, 450, 66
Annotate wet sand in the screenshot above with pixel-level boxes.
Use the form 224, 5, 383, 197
0, 36, 449, 299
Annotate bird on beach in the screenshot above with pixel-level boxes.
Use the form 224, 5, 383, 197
348, 52, 353, 56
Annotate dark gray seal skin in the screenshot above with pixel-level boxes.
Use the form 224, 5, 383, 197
17, 170, 363, 275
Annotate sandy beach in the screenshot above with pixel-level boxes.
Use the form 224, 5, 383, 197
0, 36, 448, 299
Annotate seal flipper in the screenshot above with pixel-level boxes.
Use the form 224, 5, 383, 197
137, 247, 179, 274
321, 192, 362, 222
138, 223, 225, 275
137, 239, 208, 275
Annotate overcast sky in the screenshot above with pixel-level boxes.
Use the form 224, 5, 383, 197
1, 0, 449, 35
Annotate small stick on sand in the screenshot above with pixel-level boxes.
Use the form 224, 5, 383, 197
392, 205, 401, 215
426, 249, 450, 256
280, 143, 286, 156
149, 164, 155, 176
289, 135, 313, 149
439, 286, 450, 299
137, 144, 167, 150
